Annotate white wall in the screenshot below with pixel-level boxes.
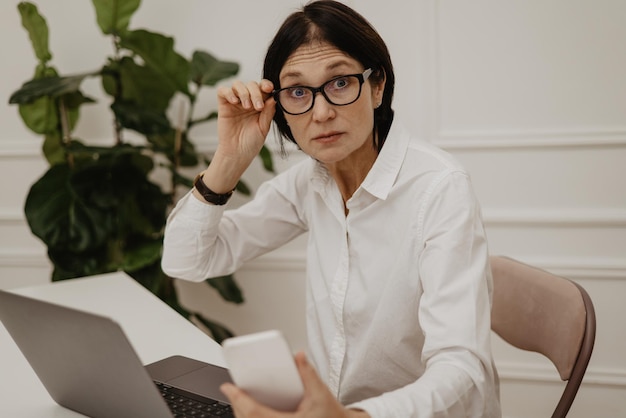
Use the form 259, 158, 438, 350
1, 1, 625, 416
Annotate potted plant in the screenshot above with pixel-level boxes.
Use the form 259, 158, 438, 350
9, 1, 274, 342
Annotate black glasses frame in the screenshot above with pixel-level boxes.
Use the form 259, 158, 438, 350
273, 68, 373, 116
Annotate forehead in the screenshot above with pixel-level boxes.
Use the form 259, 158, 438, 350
280, 42, 360, 80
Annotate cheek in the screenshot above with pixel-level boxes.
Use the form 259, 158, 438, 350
354, 101, 376, 129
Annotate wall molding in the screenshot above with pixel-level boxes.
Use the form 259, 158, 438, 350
6, 208, 626, 228
506, 256, 626, 281
1, 249, 623, 281
482, 208, 626, 228
3, 128, 626, 160
435, 129, 626, 151
0, 250, 48, 267
496, 362, 626, 388
242, 251, 626, 281
0, 135, 294, 158
0, 209, 24, 223
0, 139, 41, 157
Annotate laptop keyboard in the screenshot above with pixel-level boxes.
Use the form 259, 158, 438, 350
155, 381, 234, 418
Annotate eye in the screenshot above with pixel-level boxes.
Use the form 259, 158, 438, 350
330, 76, 350, 90
288, 87, 309, 99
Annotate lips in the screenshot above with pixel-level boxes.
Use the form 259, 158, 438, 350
313, 131, 342, 142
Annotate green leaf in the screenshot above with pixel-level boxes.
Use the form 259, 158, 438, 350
259, 145, 275, 173
42, 132, 65, 165
18, 2, 52, 63
119, 29, 190, 95
101, 60, 120, 97
111, 101, 171, 135
235, 180, 251, 196
122, 239, 162, 272
171, 171, 194, 189
32, 150, 171, 278
63, 91, 96, 108
205, 275, 244, 304
49, 248, 112, 281
91, 0, 141, 35
126, 262, 169, 300
128, 265, 191, 318
18, 96, 58, 134
192, 313, 235, 343
24, 164, 112, 254
147, 129, 199, 167
190, 50, 239, 86
118, 56, 176, 112
63, 91, 96, 132
9, 72, 97, 104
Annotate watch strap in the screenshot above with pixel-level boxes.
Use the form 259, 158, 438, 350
193, 173, 234, 205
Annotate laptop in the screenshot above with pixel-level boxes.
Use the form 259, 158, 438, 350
0, 288, 234, 418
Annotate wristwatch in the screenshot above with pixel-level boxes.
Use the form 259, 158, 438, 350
193, 173, 234, 205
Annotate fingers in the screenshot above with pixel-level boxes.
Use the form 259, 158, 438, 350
218, 79, 275, 111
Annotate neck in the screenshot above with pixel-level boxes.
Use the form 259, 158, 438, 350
325, 144, 378, 205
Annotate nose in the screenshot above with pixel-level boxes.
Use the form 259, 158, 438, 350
310, 91, 335, 122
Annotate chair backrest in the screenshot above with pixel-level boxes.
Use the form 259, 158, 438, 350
490, 256, 596, 418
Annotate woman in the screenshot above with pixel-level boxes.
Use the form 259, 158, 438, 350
162, 1, 501, 417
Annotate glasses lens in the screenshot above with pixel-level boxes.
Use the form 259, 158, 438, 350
277, 87, 313, 115
323, 75, 361, 105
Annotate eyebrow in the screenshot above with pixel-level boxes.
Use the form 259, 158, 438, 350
280, 60, 355, 83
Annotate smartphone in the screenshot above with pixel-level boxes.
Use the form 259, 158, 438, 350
221, 330, 304, 412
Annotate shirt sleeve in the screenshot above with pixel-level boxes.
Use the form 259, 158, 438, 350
162, 175, 308, 282
348, 170, 499, 418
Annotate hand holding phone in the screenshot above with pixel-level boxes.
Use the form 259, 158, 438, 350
221, 330, 304, 412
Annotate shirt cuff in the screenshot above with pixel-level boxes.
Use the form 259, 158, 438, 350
169, 190, 226, 228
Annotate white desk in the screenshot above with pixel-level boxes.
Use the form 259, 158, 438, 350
0, 272, 225, 418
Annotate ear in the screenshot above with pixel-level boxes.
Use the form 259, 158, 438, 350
371, 70, 386, 107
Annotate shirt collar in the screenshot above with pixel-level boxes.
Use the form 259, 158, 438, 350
360, 120, 409, 200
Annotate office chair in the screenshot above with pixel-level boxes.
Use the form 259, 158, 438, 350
490, 256, 596, 418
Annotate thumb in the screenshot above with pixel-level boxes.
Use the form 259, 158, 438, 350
294, 351, 323, 392
258, 96, 277, 135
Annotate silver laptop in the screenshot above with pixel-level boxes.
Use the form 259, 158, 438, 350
0, 289, 234, 418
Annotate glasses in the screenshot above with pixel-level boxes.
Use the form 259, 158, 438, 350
273, 68, 373, 116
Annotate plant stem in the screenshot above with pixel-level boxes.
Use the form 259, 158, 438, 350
58, 98, 74, 167
59, 98, 70, 143
174, 101, 185, 170
112, 35, 123, 146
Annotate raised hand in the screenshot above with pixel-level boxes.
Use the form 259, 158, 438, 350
216, 79, 276, 163
197, 79, 277, 196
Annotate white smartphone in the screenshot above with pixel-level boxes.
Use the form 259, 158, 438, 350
221, 330, 304, 412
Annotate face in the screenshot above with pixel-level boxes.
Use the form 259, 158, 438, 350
279, 42, 384, 168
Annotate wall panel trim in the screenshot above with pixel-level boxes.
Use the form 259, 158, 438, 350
436, 129, 626, 150
497, 362, 626, 387
2, 251, 624, 282
482, 208, 626, 228
241, 252, 626, 281
0, 250, 48, 267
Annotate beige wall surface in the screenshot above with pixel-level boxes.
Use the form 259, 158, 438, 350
1, 1, 625, 416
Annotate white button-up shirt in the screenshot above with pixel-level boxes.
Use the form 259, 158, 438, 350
162, 121, 501, 417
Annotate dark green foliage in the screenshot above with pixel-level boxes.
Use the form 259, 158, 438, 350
10, 1, 274, 342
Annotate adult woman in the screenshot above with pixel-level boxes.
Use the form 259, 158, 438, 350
162, 1, 501, 417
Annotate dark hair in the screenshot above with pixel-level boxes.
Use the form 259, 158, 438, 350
263, 0, 395, 152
